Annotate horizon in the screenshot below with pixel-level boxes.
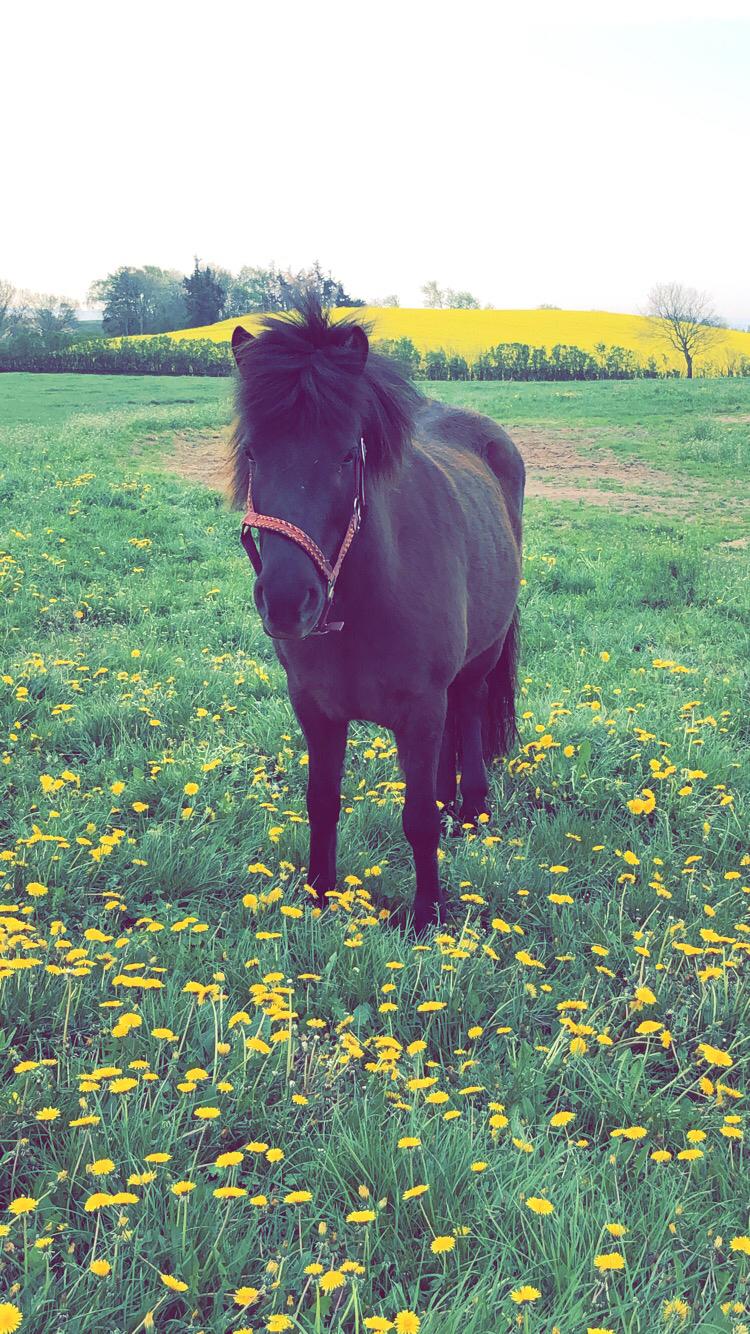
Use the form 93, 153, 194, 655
4, 1, 750, 326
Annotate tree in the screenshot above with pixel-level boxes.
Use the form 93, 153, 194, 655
421, 281, 480, 309
90, 266, 187, 335
422, 280, 445, 308
182, 259, 227, 327
27, 293, 78, 349
645, 282, 725, 378
0, 278, 16, 338
367, 294, 400, 307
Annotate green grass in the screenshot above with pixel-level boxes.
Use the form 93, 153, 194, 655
1, 375, 748, 1334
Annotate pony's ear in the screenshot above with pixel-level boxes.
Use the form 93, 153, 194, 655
231, 325, 254, 364
337, 324, 369, 374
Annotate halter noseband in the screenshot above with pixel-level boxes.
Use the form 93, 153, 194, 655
240, 438, 366, 635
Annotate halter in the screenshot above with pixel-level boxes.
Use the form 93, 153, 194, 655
240, 437, 367, 635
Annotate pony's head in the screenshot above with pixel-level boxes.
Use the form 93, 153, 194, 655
231, 293, 418, 639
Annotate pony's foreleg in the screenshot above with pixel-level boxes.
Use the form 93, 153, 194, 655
395, 698, 447, 935
294, 697, 348, 902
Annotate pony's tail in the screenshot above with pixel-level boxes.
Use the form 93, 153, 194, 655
483, 609, 520, 763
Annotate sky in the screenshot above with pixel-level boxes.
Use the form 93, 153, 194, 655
3, 0, 749, 326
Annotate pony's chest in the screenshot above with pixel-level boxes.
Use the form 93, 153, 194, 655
279, 641, 422, 731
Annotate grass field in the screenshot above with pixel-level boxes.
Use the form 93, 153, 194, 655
160, 308, 750, 376
1, 374, 748, 1334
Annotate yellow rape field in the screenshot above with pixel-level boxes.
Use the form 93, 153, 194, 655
165, 307, 750, 372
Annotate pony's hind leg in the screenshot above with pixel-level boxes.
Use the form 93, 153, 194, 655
455, 645, 502, 826
436, 688, 458, 817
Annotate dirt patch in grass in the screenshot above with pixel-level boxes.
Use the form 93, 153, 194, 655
509, 425, 695, 514
149, 428, 233, 493
156, 422, 746, 521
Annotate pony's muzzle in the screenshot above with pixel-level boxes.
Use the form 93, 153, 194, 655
254, 571, 324, 640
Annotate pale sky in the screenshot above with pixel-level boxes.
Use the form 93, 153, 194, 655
3, 0, 749, 326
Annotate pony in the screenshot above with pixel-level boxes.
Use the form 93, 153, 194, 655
229, 294, 524, 933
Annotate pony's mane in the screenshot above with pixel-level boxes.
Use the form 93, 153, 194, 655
229, 292, 421, 509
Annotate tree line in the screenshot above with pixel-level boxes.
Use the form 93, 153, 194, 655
3, 332, 747, 380
89, 260, 367, 336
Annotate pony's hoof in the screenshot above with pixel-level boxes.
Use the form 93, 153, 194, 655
412, 900, 446, 937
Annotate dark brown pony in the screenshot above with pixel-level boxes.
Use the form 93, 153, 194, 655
229, 295, 524, 933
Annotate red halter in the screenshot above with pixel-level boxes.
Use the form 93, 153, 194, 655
240, 438, 366, 635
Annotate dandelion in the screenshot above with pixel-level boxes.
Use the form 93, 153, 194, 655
87, 1159, 115, 1176
397, 1137, 421, 1149
90, 1259, 111, 1276
233, 1287, 261, 1306
730, 1236, 750, 1255
364, 1321, 394, 1332
284, 1190, 312, 1204
510, 1286, 541, 1303
267, 1318, 293, 1333
347, 1209, 376, 1223
394, 1313, 420, 1334
526, 1197, 554, 1215
170, 1181, 196, 1196
403, 1184, 429, 1199
696, 1042, 733, 1068
430, 1234, 456, 1253
550, 1110, 575, 1127
594, 1253, 626, 1271
319, 1270, 346, 1292
8, 1197, 38, 1216
159, 1273, 188, 1292
0, 1305, 23, 1334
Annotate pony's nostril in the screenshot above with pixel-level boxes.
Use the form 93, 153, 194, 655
301, 584, 319, 615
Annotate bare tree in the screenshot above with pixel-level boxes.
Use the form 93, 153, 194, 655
421, 280, 445, 308
0, 278, 16, 337
421, 281, 480, 309
645, 282, 724, 378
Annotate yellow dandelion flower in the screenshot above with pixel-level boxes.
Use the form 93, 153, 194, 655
215, 1151, 244, 1168
394, 1313, 421, 1334
319, 1270, 346, 1292
284, 1190, 312, 1204
159, 1273, 188, 1292
170, 1180, 196, 1196
526, 1197, 554, 1215
403, 1184, 429, 1200
347, 1209, 377, 1223
696, 1042, 733, 1068
510, 1286, 541, 1304
8, 1197, 38, 1216
594, 1252, 626, 1270
397, 1137, 421, 1149
430, 1235, 456, 1253
90, 1259, 111, 1276
0, 1304, 23, 1333
233, 1287, 261, 1306
87, 1159, 115, 1176
730, 1236, 750, 1255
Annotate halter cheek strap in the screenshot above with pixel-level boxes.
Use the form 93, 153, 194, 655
240, 438, 366, 635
